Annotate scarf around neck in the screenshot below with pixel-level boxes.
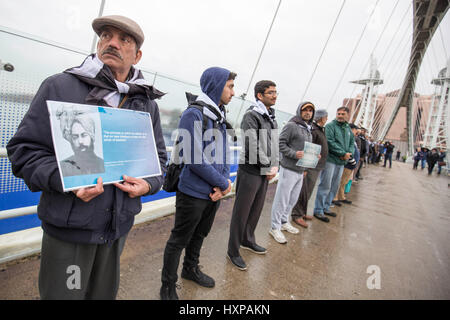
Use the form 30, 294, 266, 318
64, 54, 165, 107
253, 100, 276, 123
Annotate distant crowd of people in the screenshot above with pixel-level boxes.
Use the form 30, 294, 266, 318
413, 147, 447, 175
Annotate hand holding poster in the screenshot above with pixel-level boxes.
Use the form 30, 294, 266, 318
47, 101, 162, 191
296, 141, 321, 169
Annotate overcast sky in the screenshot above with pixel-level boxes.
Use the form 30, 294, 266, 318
1, 0, 449, 116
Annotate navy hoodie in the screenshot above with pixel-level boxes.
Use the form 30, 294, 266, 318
177, 67, 231, 199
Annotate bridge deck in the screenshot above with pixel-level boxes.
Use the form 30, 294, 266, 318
0, 162, 449, 299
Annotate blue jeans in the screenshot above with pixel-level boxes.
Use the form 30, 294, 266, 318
384, 153, 392, 167
313, 161, 344, 215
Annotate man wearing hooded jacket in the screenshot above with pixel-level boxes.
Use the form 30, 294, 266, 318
291, 109, 328, 228
269, 102, 317, 244
160, 67, 235, 300
6, 15, 167, 299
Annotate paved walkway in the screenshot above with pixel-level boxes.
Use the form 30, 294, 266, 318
1, 161, 449, 299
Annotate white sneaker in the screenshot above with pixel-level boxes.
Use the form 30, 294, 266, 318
281, 222, 299, 234
269, 229, 287, 244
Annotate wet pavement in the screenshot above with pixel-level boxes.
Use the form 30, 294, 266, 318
0, 161, 449, 300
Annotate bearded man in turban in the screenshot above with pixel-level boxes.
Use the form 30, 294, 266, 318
60, 114, 105, 177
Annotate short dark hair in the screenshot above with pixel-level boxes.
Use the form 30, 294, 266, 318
337, 106, 350, 113
254, 80, 276, 100
228, 72, 237, 81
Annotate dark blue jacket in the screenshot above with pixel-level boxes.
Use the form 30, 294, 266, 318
6, 72, 167, 244
177, 67, 231, 199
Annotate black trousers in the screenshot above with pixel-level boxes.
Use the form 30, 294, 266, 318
161, 191, 219, 284
428, 162, 436, 174
227, 169, 268, 258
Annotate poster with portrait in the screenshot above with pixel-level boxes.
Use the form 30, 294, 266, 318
296, 141, 321, 169
47, 100, 162, 192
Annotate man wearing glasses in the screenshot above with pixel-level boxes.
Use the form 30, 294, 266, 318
227, 80, 279, 271
7, 15, 167, 299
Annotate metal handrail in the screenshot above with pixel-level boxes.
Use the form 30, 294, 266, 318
0, 146, 243, 220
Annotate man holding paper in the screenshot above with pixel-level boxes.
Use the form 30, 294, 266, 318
7, 15, 167, 299
269, 102, 317, 244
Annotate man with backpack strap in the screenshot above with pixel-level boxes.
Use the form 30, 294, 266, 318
160, 67, 235, 300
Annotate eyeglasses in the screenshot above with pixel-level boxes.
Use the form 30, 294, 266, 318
99, 31, 134, 47
263, 90, 278, 96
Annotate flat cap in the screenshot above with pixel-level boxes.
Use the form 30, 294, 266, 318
92, 15, 144, 48
314, 108, 328, 120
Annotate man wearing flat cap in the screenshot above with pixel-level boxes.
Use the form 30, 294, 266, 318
7, 15, 167, 299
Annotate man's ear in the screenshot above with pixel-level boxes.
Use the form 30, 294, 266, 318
134, 49, 142, 65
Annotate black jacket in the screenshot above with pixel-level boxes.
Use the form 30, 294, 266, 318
6, 72, 167, 244
311, 121, 328, 170
239, 105, 279, 175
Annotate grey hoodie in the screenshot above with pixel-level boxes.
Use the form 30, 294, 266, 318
279, 102, 315, 172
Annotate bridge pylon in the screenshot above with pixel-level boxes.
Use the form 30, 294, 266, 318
423, 58, 449, 153
351, 55, 383, 136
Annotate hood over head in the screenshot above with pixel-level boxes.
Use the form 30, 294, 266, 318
289, 101, 315, 126
296, 101, 315, 120
200, 67, 231, 106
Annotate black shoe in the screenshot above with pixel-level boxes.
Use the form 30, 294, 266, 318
240, 243, 267, 255
160, 282, 179, 300
341, 199, 352, 204
331, 200, 342, 207
181, 265, 215, 288
314, 213, 330, 223
324, 211, 337, 217
227, 254, 248, 271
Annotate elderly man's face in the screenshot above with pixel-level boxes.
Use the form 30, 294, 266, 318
71, 122, 93, 155
97, 26, 142, 81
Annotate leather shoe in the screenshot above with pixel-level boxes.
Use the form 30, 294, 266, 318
181, 265, 215, 288
331, 200, 342, 207
293, 217, 308, 228
314, 213, 330, 223
160, 282, 179, 300
303, 215, 313, 221
227, 254, 247, 271
240, 243, 266, 255
341, 199, 352, 204
324, 211, 337, 217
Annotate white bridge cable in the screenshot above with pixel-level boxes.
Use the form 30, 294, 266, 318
343, 0, 401, 109
430, 39, 445, 76
234, 0, 282, 124
377, 18, 412, 94
438, 24, 448, 61
301, 0, 346, 102
371, 42, 411, 140
326, 0, 381, 110
378, 2, 412, 68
